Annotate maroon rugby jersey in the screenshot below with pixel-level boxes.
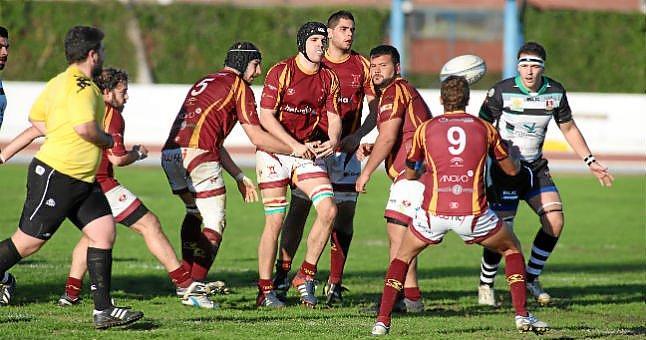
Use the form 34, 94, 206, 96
163, 69, 260, 157
318, 51, 374, 139
260, 56, 340, 143
96, 105, 127, 192
377, 77, 432, 180
407, 112, 509, 216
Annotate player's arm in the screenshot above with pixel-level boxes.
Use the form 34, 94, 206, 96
479, 86, 503, 124
339, 94, 378, 153
404, 123, 427, 181
0, 125, 44, 164
315, 110, 341, 158
488, 124, 520, 176
258, 107, 313, 158
219, 147, 258, 203
558, 120, 613, 187
240, 123, 291, 155
73, 121, 114, 148
106, 144, 147, 167
355, 117, 402, 193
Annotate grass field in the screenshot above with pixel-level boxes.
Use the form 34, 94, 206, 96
0, 164, 643, 338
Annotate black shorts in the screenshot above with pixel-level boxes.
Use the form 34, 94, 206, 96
18, 158, 112, 240
486, 158, 558, 212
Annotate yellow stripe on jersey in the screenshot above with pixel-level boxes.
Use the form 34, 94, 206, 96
236, 80, 250, 123
428, 156, 439, 214
390, 83, 402, 120
188, 76, 240, 148
472, 154, 486, 215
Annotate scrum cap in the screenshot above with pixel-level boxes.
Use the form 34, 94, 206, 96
296, 22, 327, 62
224, 41, 262, 75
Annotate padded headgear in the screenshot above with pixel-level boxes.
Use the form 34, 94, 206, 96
296, 22, 327, 62
224, 41, 262, 76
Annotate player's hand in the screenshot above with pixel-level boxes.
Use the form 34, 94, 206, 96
236, 175, 259, 203
133, 145, 148, 160
291, 143, 315, 160
589, 161, 614, 187
314, 140, 336, 158
339, 134, 360, 154
356, 143, 374, 161
355, 173, 370, 193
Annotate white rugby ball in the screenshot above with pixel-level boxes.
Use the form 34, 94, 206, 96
439, 55, 487, 85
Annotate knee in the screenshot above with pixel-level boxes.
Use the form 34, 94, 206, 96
133, 213, 163, 235
541, 212, 564, 236
317, 199, 337, 224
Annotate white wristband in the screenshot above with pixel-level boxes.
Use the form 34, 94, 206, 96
235, 172, 246, 182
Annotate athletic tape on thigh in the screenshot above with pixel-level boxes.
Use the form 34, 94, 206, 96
195, 195, 226, 234
537, 202, 563, 216
310, 184, 334, 207
263, 196, 288, 215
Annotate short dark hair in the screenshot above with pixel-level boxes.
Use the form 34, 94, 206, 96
95, 67, 128, 92
0, 26, 8, 39
440, 75, 470, 112
517, 41, 546, 61
64, 26, 104, 64
369, 45, 400, 65
327, 10, 355, 28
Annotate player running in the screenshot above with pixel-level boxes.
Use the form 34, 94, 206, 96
272, 10, 377, 306
255, 21, 341, 308
161, 41, 291, 297
476, 42, 614, 306
371, 76, 549, 336
0, 26, 9, 131
355, 45, 432, 313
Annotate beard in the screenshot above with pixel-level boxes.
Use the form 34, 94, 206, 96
91, 62, 103, 78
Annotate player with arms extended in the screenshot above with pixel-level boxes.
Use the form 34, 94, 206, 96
272, 10, 377, 305
476, 42, 614, 306
255, 21, 341, 308
371, 76, 549, 336
355, 45, 432, 312
161, 42, 291, 303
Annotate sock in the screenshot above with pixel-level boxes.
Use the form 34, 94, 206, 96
169, 265, 193, 288
505, 252, 528, 317
298, 261, 317, 279
191, 229, 222, 281
64, 276, 83, 300
87, 247, 113, 311
180, 213, 202, 272
329, 230, 353, 285
257, 279, 273, 293
404, 287, 422, 301
527, 228, 559, 282
274, 260, 291, 279
377, 259, 408, 326
0, 238, 22, 279
479, 248, 502, 287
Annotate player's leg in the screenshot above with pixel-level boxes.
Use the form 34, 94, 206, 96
274, 189, 311, 298
292, 176, 337, 308
59, 235, 89, 306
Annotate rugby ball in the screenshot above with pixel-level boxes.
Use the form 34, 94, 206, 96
439, 55, 487, 85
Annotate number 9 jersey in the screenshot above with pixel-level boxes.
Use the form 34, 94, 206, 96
407, 112, 509, 216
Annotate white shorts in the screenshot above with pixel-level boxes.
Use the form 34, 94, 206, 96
103, 184, 144, 224
384, 179, 425, 226
161, 148, 226, 233
410, 208, 502, 244
292, 151, 361, 203
255, 150, 329, 190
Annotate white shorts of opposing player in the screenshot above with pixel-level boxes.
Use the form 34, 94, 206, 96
291, 151, 361, 203
384, 179, 425, 225
410, 208, 502, 244
161, 147, 226, 234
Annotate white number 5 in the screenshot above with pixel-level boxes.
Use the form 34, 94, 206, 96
447, 126, 466, 155
191, 78, 215, 96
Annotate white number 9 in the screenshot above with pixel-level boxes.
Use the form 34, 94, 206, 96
191, 78, 215, 97
447, 126, 466, 155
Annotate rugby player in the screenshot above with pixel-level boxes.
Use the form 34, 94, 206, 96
161, 41, 291, 302
272, 10, 377, 305
476, 42, 614, 306
0, 26, 9, 130
255, 21, 341, 308
0, 26, 143, 329
355, 45, 431, 313
371, 76, 549, 336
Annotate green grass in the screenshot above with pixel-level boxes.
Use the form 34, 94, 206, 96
0, 164, 643, 338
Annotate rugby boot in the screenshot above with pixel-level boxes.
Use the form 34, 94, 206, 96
478, 284, 500, 306
526, 279, 551, 305
58, 293, 81, 307
204, 280, 230, 295
324, 282, 348, 306
256, 290, 285, 308
515, 313, 549, 333
292, 273, 317, 308
371, 321, 390, 336
272, 272, 290, 301
93, 306, 144, 329
0, 273, 16, 306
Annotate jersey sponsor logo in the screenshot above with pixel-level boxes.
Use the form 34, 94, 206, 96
449, 202, 459, 209
502, 190, 518, 200
282, 104, 313, 115
337, 96, 352, 104
523, 122, 538, 134
451, 184, 463, 195
379, 103, 393, 113
74, 76, 92, 92
450, 157, 464, 168
440, 174, 471, 183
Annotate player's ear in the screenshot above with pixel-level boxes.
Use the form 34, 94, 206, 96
327, 27, 333, 39
395, 63, 401, 75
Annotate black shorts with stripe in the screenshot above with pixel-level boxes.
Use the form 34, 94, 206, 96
18, 158, 112, 240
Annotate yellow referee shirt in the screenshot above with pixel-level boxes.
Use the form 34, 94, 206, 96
29, 65, 105, 183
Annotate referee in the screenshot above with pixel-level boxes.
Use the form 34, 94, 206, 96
0, 26, 143, 329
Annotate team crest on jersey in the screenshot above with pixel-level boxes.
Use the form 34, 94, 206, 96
545, 99, 555, 111
118, 194, 127, 202
510, 98, 524, 111
286, 88, 296, 96
350, 74, 361, 88
449, 202, 459, 209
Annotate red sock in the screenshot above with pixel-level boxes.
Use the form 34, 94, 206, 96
377, 259, 408, 326
404, 287, 422, 301
257, 279, 273, 293
180, 213, 202, 272
298, 261, 317, 279
65, 276, 83, 299
169, 265, 193, 288
329, 230, 353, 284
505, 252, 528, 316
191, 229, 222, 281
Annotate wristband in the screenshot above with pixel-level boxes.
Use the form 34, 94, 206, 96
235, 172, 246, 182
583, 154, 596, 166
